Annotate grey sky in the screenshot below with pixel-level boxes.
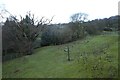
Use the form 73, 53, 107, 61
0, 0, 119, 23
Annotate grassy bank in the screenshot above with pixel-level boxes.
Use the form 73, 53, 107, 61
2, 32, 118, 78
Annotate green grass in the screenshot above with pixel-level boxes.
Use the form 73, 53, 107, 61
2, 32, 118, 78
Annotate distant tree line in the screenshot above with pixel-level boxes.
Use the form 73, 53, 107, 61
41, 14, 119, 46
84, 15, 119, 35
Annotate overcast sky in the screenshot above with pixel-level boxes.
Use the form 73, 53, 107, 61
0, 0, 119, 23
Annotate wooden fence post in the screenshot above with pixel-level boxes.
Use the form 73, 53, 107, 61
64, 46, 71, 61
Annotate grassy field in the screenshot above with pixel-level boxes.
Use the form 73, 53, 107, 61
2, 32, 118, 78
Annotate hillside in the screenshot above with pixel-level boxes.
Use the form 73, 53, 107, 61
2, 32, 118, 78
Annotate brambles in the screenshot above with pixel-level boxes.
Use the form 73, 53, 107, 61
105, 54, 113, 62
108, 66, 118, 77
74, 40, 117, 78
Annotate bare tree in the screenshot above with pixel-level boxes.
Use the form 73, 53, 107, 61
2, 11, 53, 55
70, 13, 88, 38
70, 13, 88, 23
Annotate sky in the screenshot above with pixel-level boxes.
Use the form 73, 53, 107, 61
0, 0, 119, 23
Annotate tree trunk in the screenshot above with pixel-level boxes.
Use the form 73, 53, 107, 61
26, 41, 33, 55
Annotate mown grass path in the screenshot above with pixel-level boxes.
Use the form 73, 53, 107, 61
2, 32, 118, 78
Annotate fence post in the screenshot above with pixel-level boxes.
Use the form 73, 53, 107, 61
67, 46, 70, 61
64, 46, 71, 61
